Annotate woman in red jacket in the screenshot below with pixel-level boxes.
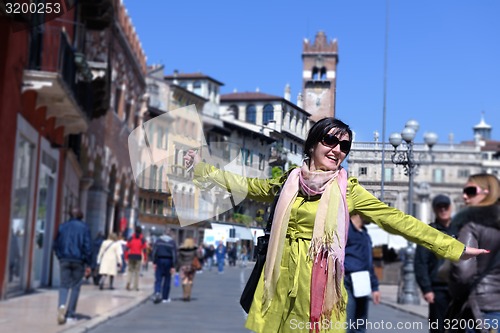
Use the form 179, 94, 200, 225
126, 226, 146, 291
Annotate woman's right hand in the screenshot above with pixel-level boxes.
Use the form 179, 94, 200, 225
183, 149, 200, 170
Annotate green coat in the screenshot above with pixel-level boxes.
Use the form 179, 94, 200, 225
194, 163, 464, 333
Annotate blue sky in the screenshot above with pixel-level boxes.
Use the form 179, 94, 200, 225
125, 0, 500, 144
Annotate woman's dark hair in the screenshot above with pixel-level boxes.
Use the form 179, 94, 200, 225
303, 117, 352, 160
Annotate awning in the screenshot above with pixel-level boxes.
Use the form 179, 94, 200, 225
209, 222, 253, 241
233, 225, 253, 240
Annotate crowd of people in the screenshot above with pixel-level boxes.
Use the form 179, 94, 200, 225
53, 213, 250, 325
52, 116, 497, 333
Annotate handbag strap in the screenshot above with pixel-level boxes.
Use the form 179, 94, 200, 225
264, 169, 295, 234
264, 179, 286, 235
98, 241, 114, 263
264, 190, 280, 234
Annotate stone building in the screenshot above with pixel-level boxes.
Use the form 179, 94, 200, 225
137, 66, 209, 244
78, 0, 147, 241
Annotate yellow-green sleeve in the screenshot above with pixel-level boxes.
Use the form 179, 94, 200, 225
346, 177, 465, 261
193, 162, 283, 202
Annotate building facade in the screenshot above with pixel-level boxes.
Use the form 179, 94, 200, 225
0, 2, 91, 299
79, 0, 147, 242
137, 66, 209, 244
0, 0, 146, 299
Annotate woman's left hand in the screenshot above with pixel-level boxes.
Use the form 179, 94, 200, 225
460, 246, 490, 260
183, 149, 200, 171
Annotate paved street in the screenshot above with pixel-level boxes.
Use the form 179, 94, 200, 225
88, 264, 251, 333
86, 264, 427, 333
367, 303, 428, 333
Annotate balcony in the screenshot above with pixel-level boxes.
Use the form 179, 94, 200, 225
80, 0, 114, 30
23, 24, 91, 136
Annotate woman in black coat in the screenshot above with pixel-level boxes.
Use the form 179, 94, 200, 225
449, 173, 500, 333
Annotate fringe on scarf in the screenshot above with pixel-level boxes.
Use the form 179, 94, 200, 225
308, 231, 346, 333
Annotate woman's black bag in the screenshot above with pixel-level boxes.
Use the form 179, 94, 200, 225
239, 191, 280, 313
239, 233, 270, 313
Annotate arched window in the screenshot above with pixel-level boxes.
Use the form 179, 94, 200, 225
312, 67, 319, 80
246, 104, 256, 124
263, 104, 274, 125
320, 67, 327, 80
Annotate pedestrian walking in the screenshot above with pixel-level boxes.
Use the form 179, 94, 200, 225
215, 242, 226, 274
97, 232, 123, 290
415, 194, 456, 333
228, 243, 237, 266
118, 235, 127, 274
53, 208, 92, 325
90, 231, 105, 285
204, 244, 215, 271
344, 213, 380, 333
142, 239, 152, 273
125, 226, 146, 291
448, 173, 500, 332
152, 228, 177, 303
196, 244, 205, 273
184, 117, 488, 333
177, 237, 200, 301
240, 245, 248, 268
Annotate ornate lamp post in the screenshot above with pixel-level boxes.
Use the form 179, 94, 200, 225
389, 120, 437, 305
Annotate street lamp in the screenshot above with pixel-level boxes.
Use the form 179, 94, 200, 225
389, 120, 437, 305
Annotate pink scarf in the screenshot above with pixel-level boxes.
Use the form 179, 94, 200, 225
262, 163, 349, 331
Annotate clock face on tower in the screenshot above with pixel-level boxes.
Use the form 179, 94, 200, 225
306, 90, 326, 110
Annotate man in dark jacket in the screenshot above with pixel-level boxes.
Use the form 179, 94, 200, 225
53, 208, 92, 325
152, 228, 177, 303
414, 195, 456, 333
344, 214, 381, 333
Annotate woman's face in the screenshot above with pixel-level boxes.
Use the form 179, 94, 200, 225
310, 129, 350, 172
462, 181, 489, 206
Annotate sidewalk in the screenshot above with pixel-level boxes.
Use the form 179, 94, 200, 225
378, 284, 428, 319
0, 269, 155, 333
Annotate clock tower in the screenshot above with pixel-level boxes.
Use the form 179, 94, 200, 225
302, 31, 338, 122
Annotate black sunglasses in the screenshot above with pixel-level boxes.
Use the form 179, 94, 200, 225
463, 186, 481, 197
321, 134, 351, 154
